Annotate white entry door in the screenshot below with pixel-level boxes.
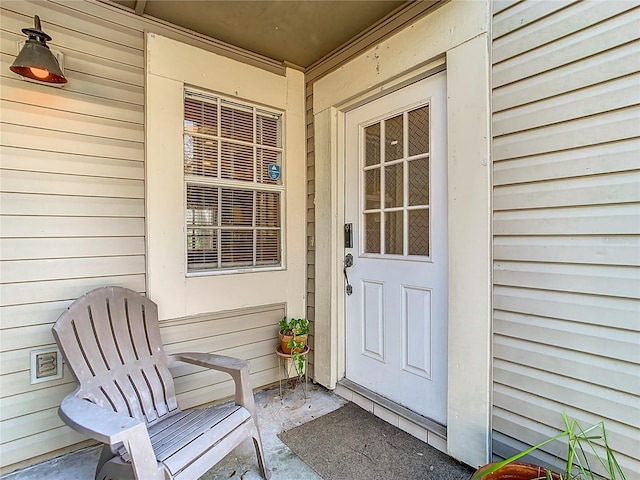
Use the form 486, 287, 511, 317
344, 72, 448, 424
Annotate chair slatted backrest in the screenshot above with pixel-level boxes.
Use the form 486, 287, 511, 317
53, 286, 179, 424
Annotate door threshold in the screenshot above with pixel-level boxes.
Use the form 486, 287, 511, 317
336, 378, 447, 450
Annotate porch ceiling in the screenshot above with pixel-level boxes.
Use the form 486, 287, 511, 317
108, 0, 409, 68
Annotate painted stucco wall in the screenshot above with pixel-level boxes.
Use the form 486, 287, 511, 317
146, 33, 307, 321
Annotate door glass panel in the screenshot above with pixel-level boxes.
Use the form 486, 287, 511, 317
365, 123, 381, 167
408, 209, 429, 256
408, 106, 429, 156
364, 213, 381, 253
384, 163, 403, 208
365, 168, 381, 210
408, 157, 429, 206
385, 211, 403, 255
385, 115, 404, 162
361, 102, 431, 259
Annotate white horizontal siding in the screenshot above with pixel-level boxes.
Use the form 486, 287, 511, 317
493, 73, 640, 137
1, 99, 144, 142
493, 0, 636, 64
0, 275, 146, 307
491, 1, 640, 477
1, 407, 66, 445
494, 285, 639, 331
493, 5, 639, 88
1, 194, 145, 217
1, 122, 144, 160
494, 261, 640, 299
494, 203, 639, 235
1, 256, 146, 283
493, 41, 640, 112
0, 382, 74, 423
494, 236, 640, 266
493, 386, 640, 448
0, 301, 84, 330
0, 0, 146, 470
0, 216, 145, 238
494, 336, 640, 396
492, 0, 575, 40
0, 237, 145, 261
494, 361, 639, 433
0, 425, 88, 469
1, 75, 144, 123
160, 304, 285, 410
1, 7, 144, 68
493, 107, 638, 161
0, 146, 144, 178
493, 138, 640, 185
1, 170, 144, 198
494, 312, 639, 365
494, 170, 640, 210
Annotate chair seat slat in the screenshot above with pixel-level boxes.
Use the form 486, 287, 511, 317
153, 406, 242, 460
162, 408, 252, 476
118, 405, 243, 464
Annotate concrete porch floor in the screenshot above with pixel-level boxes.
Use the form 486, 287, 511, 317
1, 382, 348, 480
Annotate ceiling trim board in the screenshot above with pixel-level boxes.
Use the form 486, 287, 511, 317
306, 0, 448, 84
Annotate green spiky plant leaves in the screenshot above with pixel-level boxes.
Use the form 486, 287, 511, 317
472, 413, 626, 480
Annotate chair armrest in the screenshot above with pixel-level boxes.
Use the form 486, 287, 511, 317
60, 392, 164, 479
168, 352, 249, 376
60, 392, 144, 445
169, 352, 257, 419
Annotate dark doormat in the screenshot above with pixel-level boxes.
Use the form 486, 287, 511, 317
278, 402, 474, 480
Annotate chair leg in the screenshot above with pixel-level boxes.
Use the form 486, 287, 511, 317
95, 445, 116, 480
252, 435, 271, 479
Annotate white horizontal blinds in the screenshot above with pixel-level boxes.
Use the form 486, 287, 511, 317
184, 90, 283, 272
184, 96, 218, 177
362, 104, 430, 258
256, 191, 281, 265
186, 184, 218, 270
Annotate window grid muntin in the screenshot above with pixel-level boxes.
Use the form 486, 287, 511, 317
184, 89, 283, 273
361, 102, 431, 260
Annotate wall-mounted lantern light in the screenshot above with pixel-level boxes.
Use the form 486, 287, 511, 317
10, 15, 67, 84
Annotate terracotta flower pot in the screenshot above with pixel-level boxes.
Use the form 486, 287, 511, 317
471, 462, 563, 480
279, 331, 308, 354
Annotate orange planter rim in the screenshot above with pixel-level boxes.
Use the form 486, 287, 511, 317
472, 462, 563, 480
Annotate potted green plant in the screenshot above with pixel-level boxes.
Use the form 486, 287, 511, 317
471, 413, 627, 480
278, 316, 309, 381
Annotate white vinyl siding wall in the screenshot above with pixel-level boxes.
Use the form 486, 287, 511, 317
0, 0, 284, 473
0, 0, 146, 470
491, 1, 640, 477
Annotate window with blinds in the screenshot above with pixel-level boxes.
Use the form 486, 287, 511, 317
183, 90, 283, 273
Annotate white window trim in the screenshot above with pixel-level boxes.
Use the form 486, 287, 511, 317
146, 33, 306, 320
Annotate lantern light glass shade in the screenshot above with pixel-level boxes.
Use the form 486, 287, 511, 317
10, 15, 67, 84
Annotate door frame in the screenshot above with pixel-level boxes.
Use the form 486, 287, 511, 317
311, 6, 492, 467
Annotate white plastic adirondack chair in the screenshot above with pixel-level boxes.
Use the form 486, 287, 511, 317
52, 286, 270, 480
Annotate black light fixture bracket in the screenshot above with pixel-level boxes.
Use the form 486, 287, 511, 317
10, 15, 67, 84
